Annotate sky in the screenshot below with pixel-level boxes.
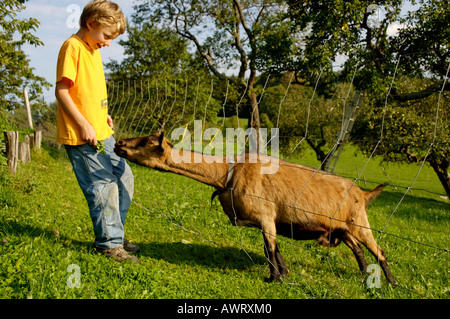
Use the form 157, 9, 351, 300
15, 0, 416, 104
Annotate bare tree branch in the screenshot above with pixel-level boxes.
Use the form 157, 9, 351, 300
174, 10, 227, 81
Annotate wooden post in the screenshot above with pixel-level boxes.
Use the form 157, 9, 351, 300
34, 130, 42, 149
29, 132, 35, 149
28, 130, 42, 150
18, 135, 31, 163
24, 89, 34, 129
4, 131, 19, 176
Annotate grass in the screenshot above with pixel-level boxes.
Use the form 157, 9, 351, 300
0, 144, 448, 299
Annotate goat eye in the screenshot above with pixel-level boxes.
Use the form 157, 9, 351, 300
136, 138, 148, 147
147, 137, 159, 146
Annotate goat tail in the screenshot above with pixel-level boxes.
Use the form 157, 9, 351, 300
365, 184, 386, 206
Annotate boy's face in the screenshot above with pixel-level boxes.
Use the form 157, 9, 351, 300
84, 20, 119, 51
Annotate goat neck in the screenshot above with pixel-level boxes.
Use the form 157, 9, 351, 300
163, 148, 232, 190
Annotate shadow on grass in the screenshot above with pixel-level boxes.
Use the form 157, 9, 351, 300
1, 220, 93, 251
137, 241, 266, 271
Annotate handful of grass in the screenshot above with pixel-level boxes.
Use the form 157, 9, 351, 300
96, 140, 107, 154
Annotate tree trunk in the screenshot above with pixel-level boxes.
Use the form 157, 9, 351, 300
428, 158, 450, 199
247, 66, 262, 153
305, 137, 331, 170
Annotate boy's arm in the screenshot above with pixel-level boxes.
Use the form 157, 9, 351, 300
107, 114, 114, 130
55, 77, 97, 146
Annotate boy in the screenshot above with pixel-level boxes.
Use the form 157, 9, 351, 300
55, 0, 138, 263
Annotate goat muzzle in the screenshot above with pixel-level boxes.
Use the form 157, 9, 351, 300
114, 141, 127, 158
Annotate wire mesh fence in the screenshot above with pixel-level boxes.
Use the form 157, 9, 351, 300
107, 56, 449, 298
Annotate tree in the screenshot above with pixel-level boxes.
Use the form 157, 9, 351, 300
391, 0, 449, 100
285, 0, 449, 100
351, 1, 450, 197
258, 74, 353, 167
133, 0, 291, 150
285, 0, 449, 196
353, 76, 449, 197
0, 0, 50, 114
106, 20, 196, 80
387, 0, 450, 197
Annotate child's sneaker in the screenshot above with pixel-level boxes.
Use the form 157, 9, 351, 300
94, 245, 139, 264
123, 238, 140, 253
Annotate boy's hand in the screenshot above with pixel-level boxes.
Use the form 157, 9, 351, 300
80, 121, 97, 146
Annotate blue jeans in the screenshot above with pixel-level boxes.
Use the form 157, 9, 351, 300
65, 135, 134, 250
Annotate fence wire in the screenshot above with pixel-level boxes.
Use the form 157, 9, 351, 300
107, 57, 449, 298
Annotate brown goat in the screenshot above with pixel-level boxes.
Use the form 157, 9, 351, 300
114, 132, 397, 284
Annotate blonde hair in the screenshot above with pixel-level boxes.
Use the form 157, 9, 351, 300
80, 0, 126, 36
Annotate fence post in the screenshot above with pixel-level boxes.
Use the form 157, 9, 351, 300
34, 130, 42, 149
4, 131, 19, 176
18, 135, 31, 163
28, 130, 42, 150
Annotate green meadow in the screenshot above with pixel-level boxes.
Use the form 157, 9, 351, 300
0, 143, 448, 299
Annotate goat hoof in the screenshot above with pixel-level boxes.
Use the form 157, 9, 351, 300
389, 279, 398, 287
266, 274, 282, 283
280, 267, 289, 276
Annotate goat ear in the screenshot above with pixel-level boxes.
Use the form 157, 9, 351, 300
158, 131, 164, 152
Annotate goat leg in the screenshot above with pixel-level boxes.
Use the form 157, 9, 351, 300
354, 227, 397, 285
275, 245, 289, 276
379, 254, 398, 285
262, 233, 282, 282
343, 233, 369, 274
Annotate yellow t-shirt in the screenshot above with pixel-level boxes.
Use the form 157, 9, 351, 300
56, 34, 113, 145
